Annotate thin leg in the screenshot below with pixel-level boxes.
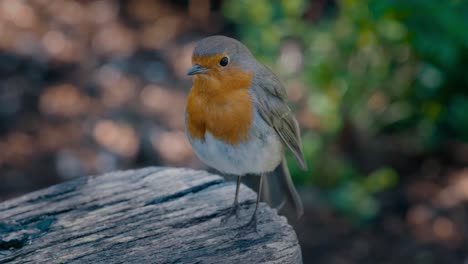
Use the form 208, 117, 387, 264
234, 175, 241, 205
245, 174, 264, 230
221, 176, 242, 223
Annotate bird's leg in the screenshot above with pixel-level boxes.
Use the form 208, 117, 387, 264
221, 176, 242, 223
244, 174, 264, 231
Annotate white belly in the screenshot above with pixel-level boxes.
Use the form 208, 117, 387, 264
187, 111, 283, 175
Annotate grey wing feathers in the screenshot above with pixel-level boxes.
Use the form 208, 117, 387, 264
252, 67, 307, 170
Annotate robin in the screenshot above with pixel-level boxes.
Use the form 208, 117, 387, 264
185, 35, 306, 228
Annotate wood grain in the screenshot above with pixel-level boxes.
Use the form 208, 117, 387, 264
0, 167, 301, 264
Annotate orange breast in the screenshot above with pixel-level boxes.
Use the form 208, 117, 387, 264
186, 60, 254, 145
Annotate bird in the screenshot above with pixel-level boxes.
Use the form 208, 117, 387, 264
185, 35, 306, 229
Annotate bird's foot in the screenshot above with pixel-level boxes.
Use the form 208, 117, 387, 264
235, 210, 258, 233
221, 201, 240, 224
244, 213, 258, 232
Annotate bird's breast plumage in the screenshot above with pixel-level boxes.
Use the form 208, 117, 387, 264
187, 110, 283, 175
185, 62, 254, 145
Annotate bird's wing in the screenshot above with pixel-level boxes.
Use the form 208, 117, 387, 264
251, 67, 307, 169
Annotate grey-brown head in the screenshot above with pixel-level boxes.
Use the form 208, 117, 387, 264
187, 35, 258, 76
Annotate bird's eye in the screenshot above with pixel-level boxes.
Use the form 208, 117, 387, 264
219, 56, 229, 67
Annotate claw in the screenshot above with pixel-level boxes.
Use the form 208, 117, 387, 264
234, 207, 259, 234
221, 201, 240, 224
244, 213, 258, 232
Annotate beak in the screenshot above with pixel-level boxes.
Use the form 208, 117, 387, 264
187, 64, 208, 75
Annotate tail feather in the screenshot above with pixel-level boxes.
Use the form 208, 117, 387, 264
262, 158, 304, 218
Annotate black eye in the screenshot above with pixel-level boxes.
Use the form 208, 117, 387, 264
219, 56, 229, 67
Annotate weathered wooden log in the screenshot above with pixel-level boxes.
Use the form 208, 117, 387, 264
0, 167, 302, 263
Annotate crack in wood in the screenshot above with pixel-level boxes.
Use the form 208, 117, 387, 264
145, 179, 224, 205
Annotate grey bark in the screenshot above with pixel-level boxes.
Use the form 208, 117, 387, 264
0, 167, 302, 264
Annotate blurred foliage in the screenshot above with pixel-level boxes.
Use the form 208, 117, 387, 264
223, 0, 468, 222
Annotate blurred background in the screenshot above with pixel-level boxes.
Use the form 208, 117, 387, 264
0, 0, 467, 263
